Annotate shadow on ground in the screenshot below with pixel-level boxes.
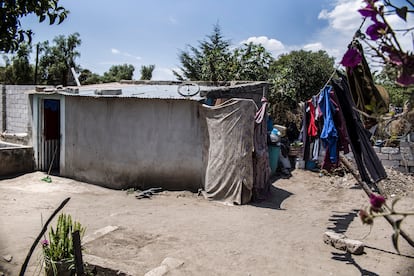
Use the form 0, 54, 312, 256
250, 185, 293, 210
331, 252, 379, 276
327, 209, 359, 233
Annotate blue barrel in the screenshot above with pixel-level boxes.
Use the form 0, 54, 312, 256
268, 145, 280, 174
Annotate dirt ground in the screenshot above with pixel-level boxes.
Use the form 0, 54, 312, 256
1, 169, 414, 276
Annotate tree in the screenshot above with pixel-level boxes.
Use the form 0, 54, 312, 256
174, 24, 232, 82
270, 50, 335, 106
38, 33, 81, 86
140, 64, 155, 80
1, 43, 33, 84
0, 0, 69, 53
78, 69, 102, 85
102, 64, 135, 83
375, 65, 411, 107
269, 50, 335, 124
231, 42, 274, 81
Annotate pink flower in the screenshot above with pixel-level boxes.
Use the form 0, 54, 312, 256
366, 21, 388, 40
340, 48, 362, 68
397, 67, 414, 86
369, 193, 385, 211
358, 5, 378, 20
41, 239, 49, 247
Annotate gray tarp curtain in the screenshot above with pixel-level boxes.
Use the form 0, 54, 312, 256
201, 99, 257, 205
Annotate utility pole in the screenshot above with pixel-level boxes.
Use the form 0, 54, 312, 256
34, 43, 39, 85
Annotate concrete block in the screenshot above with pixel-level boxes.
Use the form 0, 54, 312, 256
161, 257, 184, 269
400, 141, 411, 147
389, 154, 403, 161
373, 146, 381, 153
376, 153, 389, 160
400, 160, 414, 167
323, 231, 364, 255
381, 160, 400, 168
381, 147, 400, 154
395, 166, 409, 173
400, 146, 413, 154
144, 265, 169, 276
83, 225, 119, 244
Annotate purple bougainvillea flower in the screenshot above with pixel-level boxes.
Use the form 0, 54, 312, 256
41, 239, 49, 247
381, 46, 403, 66
366, 21, 387, 40
358, 5, 378, 20
340, 48, 362, 68
369, 193, 386, 211
397, 67, 414, 86
359, 209, 374, 225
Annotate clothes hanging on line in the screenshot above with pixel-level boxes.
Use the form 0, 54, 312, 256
331, 73, 387, 183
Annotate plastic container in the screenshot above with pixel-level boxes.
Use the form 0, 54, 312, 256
270, 128, 281, 143
268, 145, 280, 174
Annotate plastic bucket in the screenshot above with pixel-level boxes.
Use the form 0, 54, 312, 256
268, 145, 280, 174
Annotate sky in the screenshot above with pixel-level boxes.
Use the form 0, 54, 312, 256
14, 0, 414, 80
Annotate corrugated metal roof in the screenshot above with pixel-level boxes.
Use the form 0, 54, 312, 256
31, 81, 268, 102
54, 83, 221, 101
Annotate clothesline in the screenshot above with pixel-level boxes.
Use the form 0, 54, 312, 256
315, 64, 341, 98
315, 18, 367, 99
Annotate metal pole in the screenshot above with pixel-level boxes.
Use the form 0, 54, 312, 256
1, 84, 6, 132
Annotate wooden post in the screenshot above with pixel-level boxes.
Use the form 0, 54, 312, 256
72, 230, 85, 275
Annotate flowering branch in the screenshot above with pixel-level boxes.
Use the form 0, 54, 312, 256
341, 0, 414, 86
359, 193, 414, 253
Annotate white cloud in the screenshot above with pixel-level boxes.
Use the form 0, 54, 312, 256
314, 0, 365, 63
111, 48, 120, 54
318, 0, 363, 33
303, 42, 324, 51
110, 48, 142, 61
384, 13, 414, 52
240, 36, 286, 57
316, 0, 414, 63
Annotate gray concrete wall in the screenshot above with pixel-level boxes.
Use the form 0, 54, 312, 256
0, 146, 35, 176
62, 96, 204, 191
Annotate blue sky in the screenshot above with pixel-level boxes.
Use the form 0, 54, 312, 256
16, 0, 414, 80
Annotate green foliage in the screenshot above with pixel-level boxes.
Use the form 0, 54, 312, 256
1, 43, 34, 84
231, 42, 274, 81
102, 64, 135, 82
174, 24, 274, 82
42, 213, 85, 275
39, 33, 81, 86
140, 64, 155, 80
270, 50, 335, 104
374, 66, 411, 106
0, 0, 69, 53
267, 50, 335, 124
78, 69, 102, 85
173, 24, 232, 82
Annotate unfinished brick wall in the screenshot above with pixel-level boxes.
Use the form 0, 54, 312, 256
4, 85, 33, 134
374, 141, 414, 173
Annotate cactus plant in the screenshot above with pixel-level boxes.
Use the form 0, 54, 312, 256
41, 213, 85, 276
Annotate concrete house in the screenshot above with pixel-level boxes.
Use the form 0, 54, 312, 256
28, 81, 270, 204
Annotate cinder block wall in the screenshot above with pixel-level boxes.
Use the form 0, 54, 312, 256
3, 85, 33, 134
374, 141, 414, 173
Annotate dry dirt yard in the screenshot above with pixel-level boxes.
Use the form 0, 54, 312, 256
0, 169, 414, 276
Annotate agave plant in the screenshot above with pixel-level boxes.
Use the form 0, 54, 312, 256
41, 213, 85, 276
